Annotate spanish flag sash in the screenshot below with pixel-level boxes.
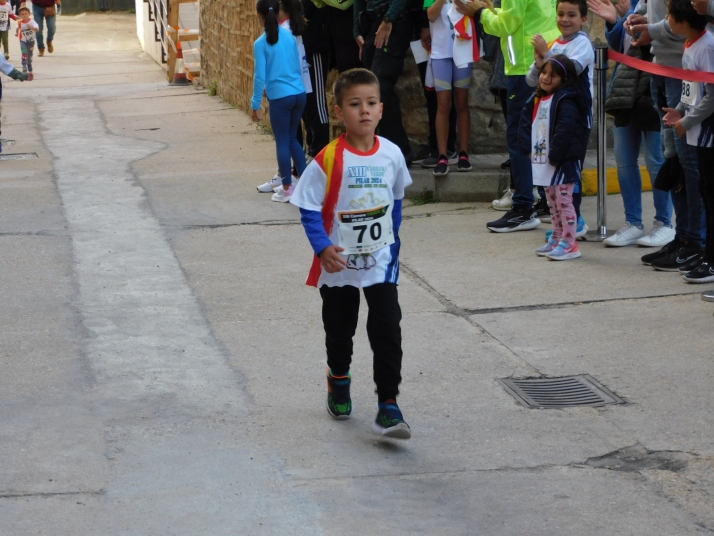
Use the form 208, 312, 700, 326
306, 135, 347, 287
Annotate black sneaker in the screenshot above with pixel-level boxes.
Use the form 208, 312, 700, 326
411, 145, 433, 164
501, 158, 511, 169
678, 254, 703, 273
457, 151, 472, 171
641, 236, 683, 265
433, 154, 449, 176
487, 207, 541, 233
373, 400, 411, 439
422, 149, 457, 168
326, 370, 352, 419
651, 243, 702, 272
682, 260, 714, 283
533, 198, 551, 223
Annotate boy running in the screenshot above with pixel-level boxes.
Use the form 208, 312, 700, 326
0, 0, 17, 60
290, 68, 413, 439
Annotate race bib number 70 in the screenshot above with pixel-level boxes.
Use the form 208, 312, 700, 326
338, 204, 395, 255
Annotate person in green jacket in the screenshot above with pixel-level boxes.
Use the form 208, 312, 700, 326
456, 0, 559, 232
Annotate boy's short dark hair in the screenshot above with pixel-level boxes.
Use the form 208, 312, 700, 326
667, 0, 707, 30
557, 0, 588, 17
333, 68, 380, 107
18, 6, 30, 13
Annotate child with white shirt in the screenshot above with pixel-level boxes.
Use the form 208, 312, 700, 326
16, 7, 38, 73
663, 0, 714, 283
0, 0, 17, 60
423, 0, 472, 177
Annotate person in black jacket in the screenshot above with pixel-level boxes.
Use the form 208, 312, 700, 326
520, 54, 590, 260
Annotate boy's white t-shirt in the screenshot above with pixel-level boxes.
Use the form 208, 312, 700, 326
531, 95, 557, 186
290, 136, 413, 289
0, 3, 13, 32
681, 30, 714, 148
548, 32, 594, 98
19, 20, 38, 43
426, 2, 454, 60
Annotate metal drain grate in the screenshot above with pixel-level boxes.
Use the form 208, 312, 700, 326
0, 153, 38, 160
498, 375, 625, 409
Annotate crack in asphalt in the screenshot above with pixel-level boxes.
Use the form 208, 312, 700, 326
0, 490, 106, 499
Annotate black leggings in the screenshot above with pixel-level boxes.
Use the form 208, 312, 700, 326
320, 283, 403, 401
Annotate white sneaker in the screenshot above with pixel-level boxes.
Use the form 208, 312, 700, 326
257, 173, 282, 193
272, 175, 299, 192
271, 185, 295, 203
636, 221, 676, 247
603, 221, 646, 247
533, 188, 541, 203
492, 188, 513, 211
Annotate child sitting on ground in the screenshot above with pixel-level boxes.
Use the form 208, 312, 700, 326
290, 68, 413, 439
521, 55, 589, 260
663, 0, 714, 283
16, 6, 38, 74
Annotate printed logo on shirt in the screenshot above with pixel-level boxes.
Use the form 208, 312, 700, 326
346, 165, 388, 188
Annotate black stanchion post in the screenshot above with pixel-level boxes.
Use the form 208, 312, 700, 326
588, 44, 609, 241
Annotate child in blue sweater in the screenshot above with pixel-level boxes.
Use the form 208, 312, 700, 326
251, 0, 307, 203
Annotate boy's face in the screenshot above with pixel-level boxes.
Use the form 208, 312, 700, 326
334, 84, 383, 138
19, 10, 31, 21
557, 2, 586, 38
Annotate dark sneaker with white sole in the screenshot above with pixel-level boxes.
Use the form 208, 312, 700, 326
679, 254, 703, 273
326, 370, 352, 419
533, 199, 551, 223
433, 155, 449, 176
373, 400, 411, 439
487, 208, 541, 233
651, 244, 702, 272
456, 151, 472, 171
682, 261, 714, 283
641, 236, 683, 266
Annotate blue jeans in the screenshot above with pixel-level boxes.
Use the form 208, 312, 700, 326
32, 3, 56, 50
651, 74, 705, 246
268, 92, 307, 188
613, 123, 671, 227
506, 75, 534, 209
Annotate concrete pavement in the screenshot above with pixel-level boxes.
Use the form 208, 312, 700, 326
0, 12, 712, 535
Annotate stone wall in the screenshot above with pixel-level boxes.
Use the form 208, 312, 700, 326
200, 2, 607, 154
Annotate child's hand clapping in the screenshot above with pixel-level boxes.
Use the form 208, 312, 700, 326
531, 34, 548, 68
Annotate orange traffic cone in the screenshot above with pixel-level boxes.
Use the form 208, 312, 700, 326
170, 41, 191, 86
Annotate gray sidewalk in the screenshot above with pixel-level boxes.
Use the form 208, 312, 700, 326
0, 12, 712, 536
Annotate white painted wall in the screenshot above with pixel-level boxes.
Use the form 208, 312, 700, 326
135, 0, 165, 67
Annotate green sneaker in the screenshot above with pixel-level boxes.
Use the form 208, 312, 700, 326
326, 370, 352, 419
373, 400, 411, 439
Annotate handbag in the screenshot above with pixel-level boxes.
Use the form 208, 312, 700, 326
44, 5, 56, 17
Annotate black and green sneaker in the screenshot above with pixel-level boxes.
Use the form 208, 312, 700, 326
326, 370, 352, 419
373, 400, 411, 439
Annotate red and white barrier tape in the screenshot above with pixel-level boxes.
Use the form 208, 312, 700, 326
609, 50, 714, 84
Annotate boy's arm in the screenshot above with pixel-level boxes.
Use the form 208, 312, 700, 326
647, 19, 685, 46
426, 0, 445, 23
353, 0, 365, 39
680, 83, 714, 131
526, 61, 539, 87
299, 208, 334, 256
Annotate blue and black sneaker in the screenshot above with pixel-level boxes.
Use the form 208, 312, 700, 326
326, 370, 352, 419
373, 399, 411, 439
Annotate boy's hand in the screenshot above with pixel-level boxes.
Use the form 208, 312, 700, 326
355, 35, 364, 61
531, 34, 549, 58
663, 107, 685, 137
586, 0, 618, 24
251, 109, 262, 122
319, 245, 347, 273
692, 0, 709, 14
27, 73, 33, 81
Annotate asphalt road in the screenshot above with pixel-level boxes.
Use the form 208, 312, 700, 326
0, 12, 712, 535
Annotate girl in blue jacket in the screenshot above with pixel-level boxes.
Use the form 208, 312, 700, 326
251, 0, 307, 203
520, 54, 590, 260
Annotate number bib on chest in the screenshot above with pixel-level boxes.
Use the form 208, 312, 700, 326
0, 12, 8, 23
21, 28, 35, 41
681, 80, 699, 106
337, 204, 394, 255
